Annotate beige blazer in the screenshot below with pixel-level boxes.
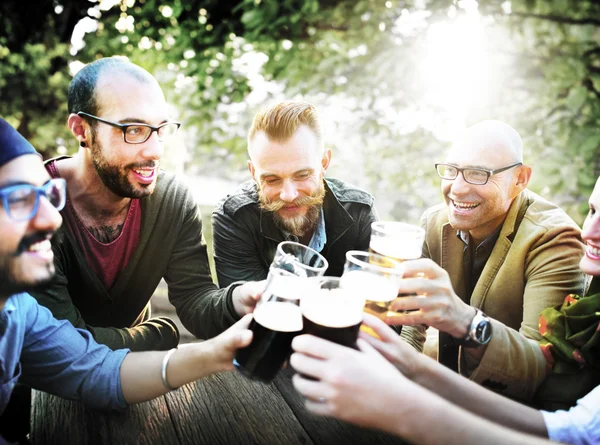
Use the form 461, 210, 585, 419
402, 189, 586, 401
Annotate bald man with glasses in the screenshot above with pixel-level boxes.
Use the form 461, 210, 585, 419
28, 57, 264, 353
392, 120, 586, 403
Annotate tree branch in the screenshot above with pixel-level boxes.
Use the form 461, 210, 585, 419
511, 12, 600, 26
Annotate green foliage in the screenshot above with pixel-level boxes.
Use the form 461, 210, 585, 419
0, 0, 598, 221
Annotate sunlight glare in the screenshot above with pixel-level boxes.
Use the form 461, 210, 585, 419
419, 8, 489, 138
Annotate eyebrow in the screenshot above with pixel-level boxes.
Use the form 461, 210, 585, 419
259, 168, 314, 180
445, 163, 490, 170
0, 177, 53, 189
117, 117, 169, 126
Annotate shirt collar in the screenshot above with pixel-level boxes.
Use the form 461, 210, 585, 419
308, 208, 327, 252
456, 225, 503, 250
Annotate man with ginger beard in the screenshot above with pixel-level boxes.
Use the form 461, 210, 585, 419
212, 101, 378, 287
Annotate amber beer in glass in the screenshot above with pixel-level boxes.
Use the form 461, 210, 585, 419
369, 221, 425, 266
234, 269, 317, 383
342, 251, 403, 324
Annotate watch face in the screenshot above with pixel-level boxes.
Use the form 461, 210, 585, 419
475, 320, 491, 344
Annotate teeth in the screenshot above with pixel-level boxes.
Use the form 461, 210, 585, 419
134, 169, 153, 177
588, 245, 600, 257
453, 201, 479, 209
28, 239, 51, 252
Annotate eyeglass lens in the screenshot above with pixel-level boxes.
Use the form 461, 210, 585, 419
6, 181, 66, 220
438, 165, 488, 185
124, 124, 179, 143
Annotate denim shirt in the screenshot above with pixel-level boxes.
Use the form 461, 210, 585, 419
0, 293, 129, 414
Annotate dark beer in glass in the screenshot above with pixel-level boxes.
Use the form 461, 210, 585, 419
234, 269, 316, 383
300, 277, 365, 349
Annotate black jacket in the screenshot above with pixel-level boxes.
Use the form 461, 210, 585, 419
212, 178, 378, 287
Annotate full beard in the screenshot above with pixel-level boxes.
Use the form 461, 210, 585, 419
90, 136, 157, 199
259, 184, 326, 237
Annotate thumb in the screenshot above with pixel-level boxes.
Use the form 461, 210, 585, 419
236, 329, 253, 348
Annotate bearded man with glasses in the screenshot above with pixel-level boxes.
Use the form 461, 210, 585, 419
394, 120, 586, 403
28, 57, 264, 354
0, 119, 256, 444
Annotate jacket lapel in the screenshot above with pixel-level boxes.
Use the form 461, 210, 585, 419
471, 191, 529, 308
440, 223, 467, 301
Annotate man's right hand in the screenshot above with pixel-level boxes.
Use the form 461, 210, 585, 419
359, 313, 427, 380
385, 258, 476, 339
231, 280, 267, 316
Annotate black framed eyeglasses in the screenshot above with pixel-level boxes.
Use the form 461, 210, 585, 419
435, 162, 522, 185
77, 112, 181, 144
0, 178, 66, 221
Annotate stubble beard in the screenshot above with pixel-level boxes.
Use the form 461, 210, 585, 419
90, 133, 157, 199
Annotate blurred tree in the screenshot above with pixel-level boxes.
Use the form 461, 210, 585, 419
0, 0, 597, 220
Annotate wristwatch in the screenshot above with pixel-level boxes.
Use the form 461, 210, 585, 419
456, 309, 492, 348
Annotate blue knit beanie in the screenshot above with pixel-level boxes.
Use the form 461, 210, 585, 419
0, 118, 40, 168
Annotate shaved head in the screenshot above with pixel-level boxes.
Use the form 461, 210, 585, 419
450, 120, 523, 166
441, 120, 531, 243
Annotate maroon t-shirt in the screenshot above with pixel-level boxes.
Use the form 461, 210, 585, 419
46, 160, 142, 289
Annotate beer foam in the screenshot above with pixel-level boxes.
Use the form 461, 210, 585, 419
267, 274, 319, 300
254, 301, 303, 332
370, 236, 422, 261
301, 288, 365, 328
340, 270, 398, 303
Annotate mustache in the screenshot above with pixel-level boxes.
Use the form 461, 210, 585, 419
260, 192, 325, 213
13, 231, 55, 257
126, 161, 159, 170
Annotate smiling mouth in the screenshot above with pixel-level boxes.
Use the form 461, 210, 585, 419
586, 244, 600, 259
26, 239, 52, 253
133, 168, 154, 177
452, 200, 480, 210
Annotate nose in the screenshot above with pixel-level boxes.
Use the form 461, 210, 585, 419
279, 179, 299, 202
449, 171, 471, 196
140, 131, 164, 161
582, 211, 600, 243
31, 196, 62, 232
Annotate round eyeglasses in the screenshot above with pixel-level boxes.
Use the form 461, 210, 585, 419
0, 178, 66, 221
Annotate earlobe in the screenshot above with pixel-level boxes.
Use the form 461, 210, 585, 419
517, 165, 532, 188
68, 114, 87, 146
513, 165, 532, 196
321, 148, 332, 172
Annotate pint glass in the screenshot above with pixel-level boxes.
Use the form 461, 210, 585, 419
233, 268, 316, 383
301, 277, 365, 349
271, 241, 329, 277
342, 251, 402, 323
369, 221, 425, 265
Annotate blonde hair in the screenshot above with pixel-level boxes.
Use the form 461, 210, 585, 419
248, 101, 323, 150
